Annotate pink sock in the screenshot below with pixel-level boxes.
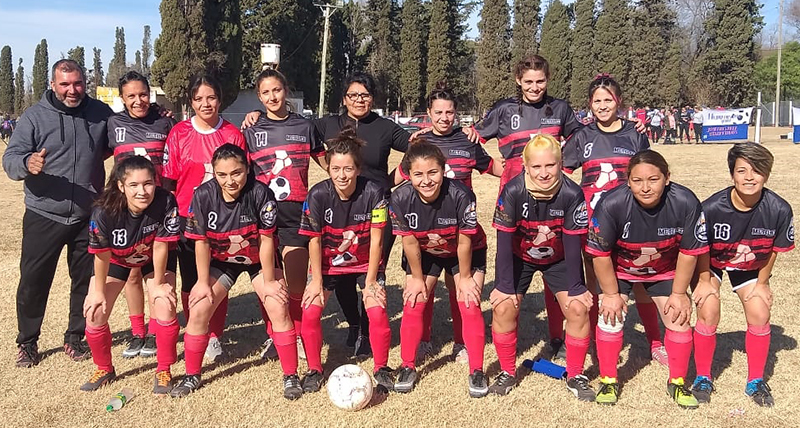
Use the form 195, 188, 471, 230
85, 324, 113, 372
300, 304, 324, 372
155, 319, 179, 372
367, 306, 391, 371
746, 324, 771, 381
636, 301, 663, 349
565, 334, 590, 378
181, 292, 190, 321
450, 289, 464, 345
183, 332, 210, 376
422, 292, 434, 342
595, 325, 623, 379
492, 330, 517, 376
664, 328, 693, 380
289, 293, 304, 333
458, 302, 485, 372
693, 321, 717, 378
400, 302, 426, 369
543, 283, 564, 342
209, 295, 228, 339
272, 329, 299, 376
129, 313, 146, 338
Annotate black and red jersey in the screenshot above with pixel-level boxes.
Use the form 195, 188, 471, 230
475, 96, 582, 161
586, 183, 709, 281
562, 120, 650, 217
492, 172, 588, 265
299, 177, 388, 275
703, 187, 794, 271
162, 117, 246, 217
390, 178, 484, 256
184, 178, 278, 265
244, 113, 324, 203
107, 109, 175, 185
89, 187, 181, 268
399, 128, 493, 189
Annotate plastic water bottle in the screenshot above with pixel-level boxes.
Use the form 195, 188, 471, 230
522, 358, 566, 379
106, 388, 135, 412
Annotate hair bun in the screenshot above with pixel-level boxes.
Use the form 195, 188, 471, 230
434, 80, 448, 91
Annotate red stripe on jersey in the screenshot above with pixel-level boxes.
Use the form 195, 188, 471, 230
680, 247, 709, 256
618, 272, 677, 282
497, 126, 563, 158
113, 141, 166, 157
585, 247, 611, 257
249, 143, 310, 160
155, 236, 180, 242
774, 244, 795, 252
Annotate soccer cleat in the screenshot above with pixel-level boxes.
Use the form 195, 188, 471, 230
488, 371, 517, 396
297, 336, 306, 360
651, 345, 669, 367
170, 374, 202, 398
745, 379, 774, 407
416, 341, 433, 365
353, 335, 372, 358
595, 377, 620, 405
260, 338, 278, 360
566, 374, 596, 402
283, 374, 303, 400
550, 338, 566, 361
691, 376, 715, 404
452, 343, 469, 364
153, 371, 173, 395
16, 343, 40, 368
80, 369, 116, 392
64, 339, 91, 361
346, 326, 360, 347
468, 369, 489, 398
122, 335, 145, 358
394, 366, 418, 393
301, 370, 324, 393
667, 377, 699, 409
204, 336, 223, 363
140, 334, 157, 358
373, 366, 394, 393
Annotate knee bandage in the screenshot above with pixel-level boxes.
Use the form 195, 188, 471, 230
597, 307, 626, 334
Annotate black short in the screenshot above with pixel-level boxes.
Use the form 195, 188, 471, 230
322, 272, 386, 292
709, 266, 760, 292
209, 259, 263, 291
276, 201, 309, 249
618, 279, 673, 298
497, 256, 570, 295
401, 248, 487, 277
104, 252, 178, 282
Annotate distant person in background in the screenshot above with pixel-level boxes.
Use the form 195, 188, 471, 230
664, 108, 677, 145
679, 107, 691, 143
1, 114, 13, 140
627, 106, 636, 120
693, 106, 704, 144
648, 108, 664, 144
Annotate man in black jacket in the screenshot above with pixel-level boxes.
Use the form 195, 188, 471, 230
3, 59, 113, 367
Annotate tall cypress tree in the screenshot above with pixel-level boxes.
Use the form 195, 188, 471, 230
366, 0, 399, 111
67, 46, 85, 69
0, 46, 14, 113
658, 39, 682, 107
477, 0, 512, 111
399, 0, 426, 115
206, 0, 242, 109
89, 47, 104, 97
570, 0, 595, 109
107, 27, 128, 86
593, 0, 630, 86
699, 0, 763, 106
512, 0, 540, 62
426, 0, 453, 93
32, 39, 49, 101
326, 1, 368, 113
141, 25, 152, 77
15, 58, 25, 114
539, 0, 572, 100
134, 51, 143, 73
627, 0, 674, 107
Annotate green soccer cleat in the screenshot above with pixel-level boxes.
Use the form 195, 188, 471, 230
595, 376, 619, 405
667, 377, 699, 409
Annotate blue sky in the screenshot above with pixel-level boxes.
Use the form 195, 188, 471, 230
0, 0, 784, 82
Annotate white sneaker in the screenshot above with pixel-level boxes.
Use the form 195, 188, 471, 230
416, 341, 433, 365
453, 343, 469, 365
205, 336, 223, 363
260, 338, 278, 360
297, 336, 306, 360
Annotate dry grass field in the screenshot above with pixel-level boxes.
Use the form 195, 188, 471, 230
0, 127, 796, 427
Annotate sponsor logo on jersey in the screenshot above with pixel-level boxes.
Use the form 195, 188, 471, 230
114, 127, 127, 143
260, 201, 278, 227
549, 209, 564, 217
145, 132, 168, 140
750, 227, 776, 237
142, 223, 159, 234
463, 201, 477, 227
448, 149, 471, 158
573, 201, 588, 227
285, 134, 307, 143
613, 147, 636, 156
240, 215, 254, 223
658, 227, 678, 236
540, 118, 562, 125
694, 213, 707, 243
438, 218, 457, 225
353, 214, 368, 222
164, 207, 181, 234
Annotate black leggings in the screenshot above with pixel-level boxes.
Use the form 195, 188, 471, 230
694, 124, 703, 143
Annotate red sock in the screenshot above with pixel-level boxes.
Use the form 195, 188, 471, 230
181, 292, 190, 321
565, 334, 590, 378
422, 292, 434, 342
450, 289, 464, 345
129, 313, 146, 338
595, 325, 623, 379
400, 302, 426, 369
366, 306, 391, 371
209, 295, 228, 339
147, 317, 155, 336
272, 329, 299, 376
155, 319, 179, 372
746, 324, 771, 381
636, 301, 663, 349
492, 329, 517, 376
543, 282, 564, 342
693, 321, 717, 378
289, 293, 304, 333
458, 302, 485, 372
664, 328, 693, 380
301, 304, 324, 372
183, 332, 209, 376
85, 324, 113, 372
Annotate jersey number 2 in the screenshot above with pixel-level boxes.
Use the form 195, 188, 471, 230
208, 212, 218, 230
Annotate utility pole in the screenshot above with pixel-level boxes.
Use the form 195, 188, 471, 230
316, 1, 344, 118
776, 0, 784, 126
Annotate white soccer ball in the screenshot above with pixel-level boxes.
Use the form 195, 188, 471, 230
425, 233, 449, 255
527, 246, 555, 260
226, 255, 253, 265
590, 190, 606, 210
269, 176, 291, 201
327, 364, 373, 411
444, 163, 455, 179
271, 149, 293, 175
594, 162, 618, 189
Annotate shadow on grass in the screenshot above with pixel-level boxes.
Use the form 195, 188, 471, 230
698, 324, 796, 383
